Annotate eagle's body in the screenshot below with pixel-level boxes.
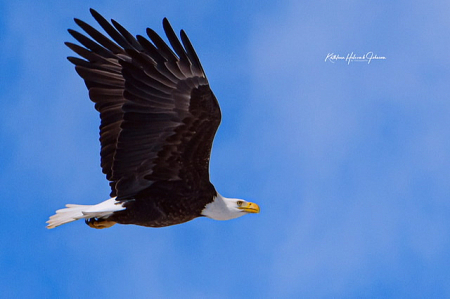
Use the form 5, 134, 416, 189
110, 180, 217, 227
47, 9, 259, 229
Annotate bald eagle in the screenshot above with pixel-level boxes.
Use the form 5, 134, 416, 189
46, 9, 259, 229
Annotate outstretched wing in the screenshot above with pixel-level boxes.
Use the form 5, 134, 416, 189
67, 9, 221, 199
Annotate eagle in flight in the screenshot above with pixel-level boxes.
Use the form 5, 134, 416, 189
47, 9, 260, 229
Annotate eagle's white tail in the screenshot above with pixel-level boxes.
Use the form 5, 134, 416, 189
46, 197, 126, 229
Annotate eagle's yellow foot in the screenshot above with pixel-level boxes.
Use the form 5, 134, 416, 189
85, 218, 116, 229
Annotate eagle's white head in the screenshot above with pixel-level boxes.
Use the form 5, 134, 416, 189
201, 193, 260, 220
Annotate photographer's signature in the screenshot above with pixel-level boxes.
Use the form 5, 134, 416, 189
325, 52, 386, 64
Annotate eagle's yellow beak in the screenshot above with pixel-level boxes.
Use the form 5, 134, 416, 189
238, 202, 260, 213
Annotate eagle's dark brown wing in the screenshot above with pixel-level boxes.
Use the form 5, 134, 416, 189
67, 9, 221, 200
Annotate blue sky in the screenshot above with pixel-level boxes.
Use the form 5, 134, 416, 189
1, 0, 450, 298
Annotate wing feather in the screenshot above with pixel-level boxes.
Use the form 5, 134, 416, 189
67, 9, 221, 199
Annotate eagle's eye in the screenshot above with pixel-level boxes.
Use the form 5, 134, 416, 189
236, 200, 244, 206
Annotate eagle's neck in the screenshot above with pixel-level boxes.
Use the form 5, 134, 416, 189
201, 193, 243, 221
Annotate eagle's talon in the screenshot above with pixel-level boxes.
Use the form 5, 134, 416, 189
85, 218, 116, 229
